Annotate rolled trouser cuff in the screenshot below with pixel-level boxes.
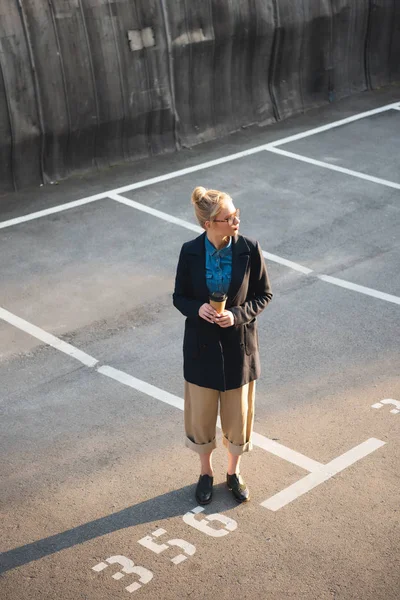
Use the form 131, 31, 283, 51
222, 436, 253, 455
185, 436, 217, 455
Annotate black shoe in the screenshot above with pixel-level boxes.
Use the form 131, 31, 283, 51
195, 474, 214, 505
226, 473, 250, 503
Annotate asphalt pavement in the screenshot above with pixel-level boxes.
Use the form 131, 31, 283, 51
1, 85, 399, 600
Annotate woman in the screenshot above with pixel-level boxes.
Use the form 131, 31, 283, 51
173, 186, 272, 504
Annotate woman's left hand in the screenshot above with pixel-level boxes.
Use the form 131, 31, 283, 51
214, 310, 235, 328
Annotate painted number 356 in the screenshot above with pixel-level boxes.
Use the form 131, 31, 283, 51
91, 506, 238, 593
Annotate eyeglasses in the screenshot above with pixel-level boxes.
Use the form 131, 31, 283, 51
213, 209, 240, 225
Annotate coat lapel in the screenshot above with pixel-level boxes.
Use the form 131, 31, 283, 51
188, 232, 209, 300
227, 234, 250, 305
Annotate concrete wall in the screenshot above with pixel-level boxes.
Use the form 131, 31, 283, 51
0, 0, 399, 193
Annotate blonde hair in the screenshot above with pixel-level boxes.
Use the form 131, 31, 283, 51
191, 186, 232, 229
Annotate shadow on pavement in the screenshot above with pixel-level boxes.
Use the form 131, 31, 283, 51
0, 482, 238, 573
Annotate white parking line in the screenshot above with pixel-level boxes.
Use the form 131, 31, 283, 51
97, 365, 185, 411
0, 301, 326, 473
261, 251, 313, 275
0, 196, 106, 230
98, 365, 322, 472
110, 192, 314, 275
0, 306, 98, 367
260, 438, 386, 511
108, 193, 203, 234
0, 305, 319, 473
0, 307, 386, 509
0, 148, 267, 231
317, 275, 400, 306
109, 193, 400, 306
250, 431, 322, 472
264, 146, 400, 191
268, 102, 400, 147
0, 101, 397, 231
0, 302, 328, 474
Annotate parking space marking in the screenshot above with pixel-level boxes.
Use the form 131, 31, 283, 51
0, 195, 105, 230
317, 275, 400, 306
0, 102, 398, 232
182, 507, 238, 537
97, 364, 185, 411
0, 148, 268, 231
268, 102, 400, 147
0, 306, 98, 367
261, 252, 313, 275
109, 192, 314, 275
250, 431, 322, 472
261, 438, 386, 511
108, 192, 202, 233
98, 366, 386, 512
264, 146, 400, 190
91, 508, 237, 594
0, 306, 323, 473
92, 556, 153, 594
109, 192, 400, 305
371, 399, 400, 414
137, 529, 196, 562
97, 365, 322, 472
0, 309, 388, 516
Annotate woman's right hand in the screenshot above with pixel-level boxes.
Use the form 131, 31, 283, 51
199, 303, 218, 324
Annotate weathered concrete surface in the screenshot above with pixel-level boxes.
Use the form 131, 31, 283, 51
0, 87, 399, 599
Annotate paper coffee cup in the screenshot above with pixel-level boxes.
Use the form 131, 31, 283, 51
209, 291, 227, 314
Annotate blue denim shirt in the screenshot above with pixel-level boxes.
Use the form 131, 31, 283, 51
205, 235, 232, 295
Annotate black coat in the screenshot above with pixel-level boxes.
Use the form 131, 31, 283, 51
173, 232, 273, 391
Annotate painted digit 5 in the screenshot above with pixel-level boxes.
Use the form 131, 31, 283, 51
138, 528, 196, 564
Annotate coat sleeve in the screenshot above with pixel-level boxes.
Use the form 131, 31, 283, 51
172, 245, 203, 318
230, 241, 273, 326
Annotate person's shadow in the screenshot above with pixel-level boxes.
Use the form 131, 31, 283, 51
0, 483, 238, 573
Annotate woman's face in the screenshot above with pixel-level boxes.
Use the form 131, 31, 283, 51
211, 199, 240, 235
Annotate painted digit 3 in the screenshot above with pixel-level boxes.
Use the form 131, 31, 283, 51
92, 555, 153, 593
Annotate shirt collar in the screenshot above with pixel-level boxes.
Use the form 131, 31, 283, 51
205, 235, 232, 257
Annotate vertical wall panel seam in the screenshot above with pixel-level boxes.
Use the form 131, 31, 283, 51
345, 1, 353, 92
328, 0, 333, 99
208, 0, 216, 139
77, 0, 100, 166
159, 0, 180, 150
183, 0, 193, 143
268, 0, 280, 121
17, 0, 45, 184
388, 0, 396, 83
133, 3, 153, 155
364, 0, 373, 89
250, 0, 257, 124
47, 0, 72, 176
0, 41, 17, 190
106, 0, 127, 160
298, 0, 306, 111
230, 1, 238, 131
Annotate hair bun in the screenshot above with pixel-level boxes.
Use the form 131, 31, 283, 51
191, 186, 207, 205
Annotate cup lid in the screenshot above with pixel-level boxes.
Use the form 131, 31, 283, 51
210, 291, 227, 301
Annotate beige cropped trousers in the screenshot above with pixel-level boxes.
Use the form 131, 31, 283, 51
184, 380, 255, 456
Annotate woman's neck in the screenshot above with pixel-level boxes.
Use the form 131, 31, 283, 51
206, 231, 229, 250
